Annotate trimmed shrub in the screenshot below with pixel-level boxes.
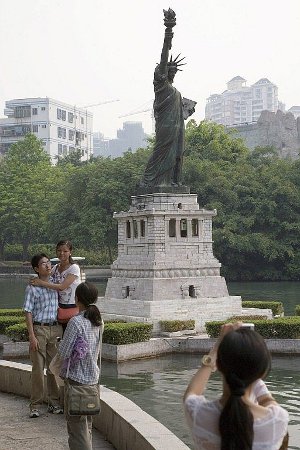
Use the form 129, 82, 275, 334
205, 317, 300, 339
242, 301, 284, 316
6, 322, 28, 341
0, 316, 25, 334
103, 322, 153, 345
159, 320, 195, 332
295, 305, 300, 316
0, 308, 24, 318
229, 315, 268, 321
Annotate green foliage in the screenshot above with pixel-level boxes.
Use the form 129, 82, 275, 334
159, 320, 195, 332
0, 308, 23, 317
229, 315, 268, 321
205, 317, 300, 339
103, 322, 153, 345
242, 301, 284, 316
0, 316, 25, 334
5, 322, 28, 341
295, 305, 300, 316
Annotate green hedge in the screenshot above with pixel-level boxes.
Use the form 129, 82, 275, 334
159, 320, 195, 332
0, 316, 25, 334
295, 305, 300, 316
242, 301, 284, 316
205, 317, 300, 339
0, 308, 24, 317
103, 322, 153, 345
6, 323, 28, 341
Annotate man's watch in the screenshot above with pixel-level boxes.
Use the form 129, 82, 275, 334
201, 354, 216, 372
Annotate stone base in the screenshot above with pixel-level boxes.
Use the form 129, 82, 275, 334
98, 295, 243, 332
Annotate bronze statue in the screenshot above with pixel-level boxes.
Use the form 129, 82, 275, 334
140, 9, 196, 190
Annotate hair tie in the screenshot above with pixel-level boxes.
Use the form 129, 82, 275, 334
231, 387, 245, 397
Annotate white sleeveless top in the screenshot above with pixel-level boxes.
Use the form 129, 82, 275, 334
184, 380, 289, 450
51, 263, 81, 305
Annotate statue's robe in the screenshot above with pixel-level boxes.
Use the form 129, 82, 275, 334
142, 66, 184, 187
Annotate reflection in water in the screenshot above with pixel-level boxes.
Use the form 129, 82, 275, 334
101, 354, 300, 449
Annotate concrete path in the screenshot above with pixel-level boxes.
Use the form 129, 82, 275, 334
0, 391, 115, 450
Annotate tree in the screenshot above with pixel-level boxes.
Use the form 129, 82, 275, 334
0, 134, 59, 260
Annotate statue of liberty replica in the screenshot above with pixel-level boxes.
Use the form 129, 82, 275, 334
140, 8, 196, 191
102, 9, 243, 335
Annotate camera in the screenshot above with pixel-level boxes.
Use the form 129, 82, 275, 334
241, 323, 255, 330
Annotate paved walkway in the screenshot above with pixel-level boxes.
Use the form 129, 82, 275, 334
0, 391, 115, 450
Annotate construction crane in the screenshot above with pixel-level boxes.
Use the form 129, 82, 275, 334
83, 99, 120, 108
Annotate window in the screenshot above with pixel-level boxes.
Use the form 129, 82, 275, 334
169, 219, 176, 237
69, 146, 75, 153
57, 127, 66, 139
189, 285, 196, 298
41, 107, 46, 111
126, 221, 131, 238
32, 108, 38, 115
63, 145, 68, 155
57, 108, 62, 120
32, 125, 38, 132
180, 219, 187, 237
140, 220, 145, 237
41, 124, 46, 128
58, 143, 62, 155
61, 110, 66, 121
133, 220, 138, 238
81, 117, 84, 125
192, 219, 198, 236
69, 129, 75, 141
68, 112, 74, 123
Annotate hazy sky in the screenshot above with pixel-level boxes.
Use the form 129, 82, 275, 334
1, 0, 299, 138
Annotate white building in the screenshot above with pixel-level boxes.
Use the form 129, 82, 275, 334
205, 76, 279, 126
0, 97, 93, 162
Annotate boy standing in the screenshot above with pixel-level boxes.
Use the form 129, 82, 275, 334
24, 253, 63, 418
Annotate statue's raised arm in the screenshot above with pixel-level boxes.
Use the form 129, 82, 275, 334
158, 8, 177, 75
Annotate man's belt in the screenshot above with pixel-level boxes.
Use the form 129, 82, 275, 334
33, 321, 58, 326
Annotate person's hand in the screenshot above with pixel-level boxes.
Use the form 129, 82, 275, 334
210, 322, 243, 357
29, 335, 39, 352
29, 277, 41, 286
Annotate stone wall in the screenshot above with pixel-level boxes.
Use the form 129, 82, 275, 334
232, 110, 300, 159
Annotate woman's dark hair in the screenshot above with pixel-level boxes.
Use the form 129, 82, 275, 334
56, 240, 74, 264
75, 281, 102, 326
217, 328, 271, 450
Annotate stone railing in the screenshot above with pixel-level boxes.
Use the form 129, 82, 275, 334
0, 360, 189, 450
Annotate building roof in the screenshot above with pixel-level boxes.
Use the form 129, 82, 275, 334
228, 76, 246, 83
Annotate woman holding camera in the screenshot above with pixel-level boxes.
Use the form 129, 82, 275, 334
183, 323, 289, 450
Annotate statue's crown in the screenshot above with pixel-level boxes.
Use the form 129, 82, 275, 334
168, 54, 186, 72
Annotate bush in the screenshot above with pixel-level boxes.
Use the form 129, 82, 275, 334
103, 322, 153, 345
295, 305, 300, 316
229, 315, 268, 321
242, 300, 284, 316
0, 308, 24, 317
205, 317, 300, 339
0, 316, 25, 334
6, 322, 28, 341
159, 320, 195, 332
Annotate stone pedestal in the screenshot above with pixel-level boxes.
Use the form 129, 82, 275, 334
102, 192, 242, 332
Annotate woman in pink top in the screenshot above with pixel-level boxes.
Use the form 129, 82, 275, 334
183, 323, 289, 450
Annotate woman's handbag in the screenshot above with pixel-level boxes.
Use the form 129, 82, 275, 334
57, 304, 79, 324
66, 382, 100, 415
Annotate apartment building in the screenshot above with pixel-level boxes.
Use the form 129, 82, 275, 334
0, 97, 93, 162
205, 76, 279, 126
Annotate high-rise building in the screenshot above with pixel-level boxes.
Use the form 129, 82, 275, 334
0, 97, 93, 162
93, 121, 147, 158
205, 76, 279, 126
